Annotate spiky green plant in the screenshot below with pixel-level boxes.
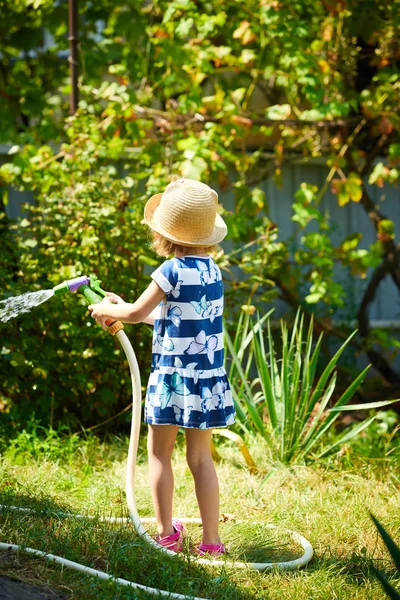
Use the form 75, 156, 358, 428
370, 513, 400, 600
225, 310, 397, 464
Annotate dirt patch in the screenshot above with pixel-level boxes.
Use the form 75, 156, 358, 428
0, 554, 68, 600
0, 577, 66, 600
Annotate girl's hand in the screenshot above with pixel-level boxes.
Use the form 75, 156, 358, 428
89, 281, 165, 326
105, 291, 125, 304
88, 298, 112, 330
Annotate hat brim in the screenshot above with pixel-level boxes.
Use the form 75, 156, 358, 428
143, 192, 227, 247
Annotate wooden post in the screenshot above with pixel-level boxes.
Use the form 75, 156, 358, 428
68, 0, 79, 114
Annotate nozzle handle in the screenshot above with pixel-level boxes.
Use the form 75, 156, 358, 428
81, 285, 124, 336
81, 285, 104, 306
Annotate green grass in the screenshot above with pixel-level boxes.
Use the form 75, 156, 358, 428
0, 428, 399, 600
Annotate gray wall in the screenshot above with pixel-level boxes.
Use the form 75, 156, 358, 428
1, 145, 35, 219
219, 160, 400, 326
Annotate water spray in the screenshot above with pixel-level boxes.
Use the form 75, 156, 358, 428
0, 275, 313, 599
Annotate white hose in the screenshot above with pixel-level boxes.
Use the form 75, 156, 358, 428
0, 328, 313, 599
117, 330, 313, 571
0, 542, 204, 600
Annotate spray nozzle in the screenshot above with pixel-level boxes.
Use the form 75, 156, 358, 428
53, 274, 106, 305
53, 274, 124, 335
53, 276, 90, 295
53, 275, 107, 297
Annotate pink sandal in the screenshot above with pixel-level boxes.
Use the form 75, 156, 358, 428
155, 519, 185, 552
198, 542, 226, 556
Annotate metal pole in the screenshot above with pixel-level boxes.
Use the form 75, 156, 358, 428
68, 0, 79, 114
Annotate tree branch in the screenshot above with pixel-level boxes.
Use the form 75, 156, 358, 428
94, 90, 363, 130
270, 271, 400, 390
360, 133, 390, 177
357, 258, 400, 385
188, 112, 362, 130
272, 275, 362, 344
347, 151, 400, 292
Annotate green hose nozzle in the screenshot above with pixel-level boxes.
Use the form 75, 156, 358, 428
53, 274, 124, 335
53, 275, 105, 301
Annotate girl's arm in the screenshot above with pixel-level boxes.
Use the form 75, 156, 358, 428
141, 308, 159, 326
88, 281, 165, 330
104, 292, 158, 326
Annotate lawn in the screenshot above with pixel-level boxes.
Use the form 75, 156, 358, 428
0, 426, 399, 599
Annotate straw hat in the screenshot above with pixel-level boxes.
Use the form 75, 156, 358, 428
143, 178, 227, 247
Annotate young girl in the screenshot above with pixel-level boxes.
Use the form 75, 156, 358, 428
89, 178, 235, 555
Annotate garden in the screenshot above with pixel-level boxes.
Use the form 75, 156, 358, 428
0, 1, 399, 598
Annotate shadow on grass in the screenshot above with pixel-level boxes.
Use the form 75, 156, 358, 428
0, 489, 271, 600
179, 520, 306, 565
300, 550, 400, 591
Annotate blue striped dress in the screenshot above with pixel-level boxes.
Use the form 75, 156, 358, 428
144, 255, 235, 429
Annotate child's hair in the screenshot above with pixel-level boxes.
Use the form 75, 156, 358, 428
151, 232, 216, 258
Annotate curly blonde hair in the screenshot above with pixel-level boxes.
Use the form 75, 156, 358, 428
151, 232, 216, 258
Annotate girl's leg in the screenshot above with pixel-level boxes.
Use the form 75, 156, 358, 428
185, 428, 221, 546
147, 424, 179, 537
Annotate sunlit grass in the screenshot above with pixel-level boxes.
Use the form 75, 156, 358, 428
0, 427, 399, 599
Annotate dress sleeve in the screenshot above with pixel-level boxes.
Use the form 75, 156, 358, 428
151, 259, 178, 295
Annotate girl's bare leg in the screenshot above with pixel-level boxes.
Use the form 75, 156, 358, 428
185, 428, 222, 546
147, 424, 179, 537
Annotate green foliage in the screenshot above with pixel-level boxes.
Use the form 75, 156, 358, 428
225, 310, 397, 464
331, 172, 363, 206
0, 419, 82, 464
2, 0, 400, 425
0, 109, 159, 427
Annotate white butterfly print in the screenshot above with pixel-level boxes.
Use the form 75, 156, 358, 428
172, 404, 193, 425
171, 280, 183, 298
167, 305, 182, 327
196, 261, 219, 286
153, 322, 163, 344
164, 332, 175, 351
174, 356, 198, 369
185, 330, 218, 365
153, 323, 175, 351
226, 413, 235, 425
174, 357, 202, 383
201, 382, 225, 412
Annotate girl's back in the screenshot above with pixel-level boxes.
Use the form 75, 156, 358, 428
151, 255, 224, 370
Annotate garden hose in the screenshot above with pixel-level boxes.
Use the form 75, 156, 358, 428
0, 275, 313, 599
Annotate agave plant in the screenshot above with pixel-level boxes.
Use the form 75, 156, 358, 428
370, 513, 400, 599
225, 309, 397, 464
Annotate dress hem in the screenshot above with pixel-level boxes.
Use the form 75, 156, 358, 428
144, 419, 235, 430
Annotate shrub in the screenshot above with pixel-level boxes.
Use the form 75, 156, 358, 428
0, 114, 160, 428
